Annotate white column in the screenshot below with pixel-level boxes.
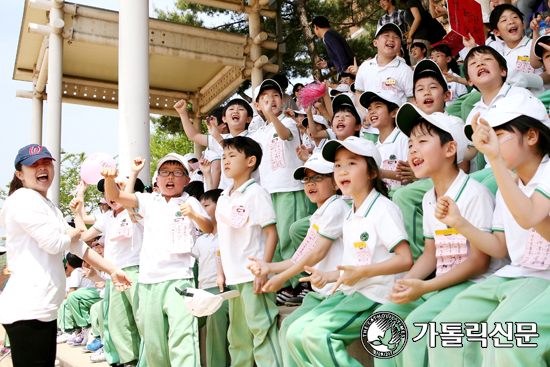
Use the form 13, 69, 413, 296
31, 78, 43, 145
119, 0, 151, 183
45, 0, 65, 207
248, 0, 263, 91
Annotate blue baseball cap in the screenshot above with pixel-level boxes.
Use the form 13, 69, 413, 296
15, 144, 55, 168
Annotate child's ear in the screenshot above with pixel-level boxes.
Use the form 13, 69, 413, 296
444, 90, 452, 102
222, 115, 227, 123
445, 141, 458, 160
446, 56, 452, 64
15, 170, 24, 181
246, 116, 253, 123
373, 38, 378, 48
526, 128, 540, 147
254, 101, 261, 111
247, 155, 257, 168
354, 123, 362, 132
493, 28, 501, 38
467, 78, 475, 87
390, 108, 398, 119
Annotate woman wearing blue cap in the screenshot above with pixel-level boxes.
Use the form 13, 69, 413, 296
0, 144, 132, 367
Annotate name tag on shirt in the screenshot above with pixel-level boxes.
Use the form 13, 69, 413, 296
219, 206, 250, 229
519, 228, 550, 270
382, 78, 398, 93
354, 242, 371, 266
169, 217, 193, 254
382, 159, 402, 189
269, 137, 286, 170
435, 228, 468, 276
216, 249, 221, 269
515, 56, 535, 74
110, 221, 133, 242
292, 225, 320, 263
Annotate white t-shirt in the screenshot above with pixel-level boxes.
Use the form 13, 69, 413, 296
92, 210, 143, 269
446, 71, 469, 106
536, 161, 550, 199
249, 115, 304, 194
216, 179, 277, 285
493, 155, 550, 280
206, 131, 260, 190
312, 131, 336, 154
307, 196, 349, 295
191, 233, 220, 290
339, 189, 409, 304
0, 188, 89, 323
67, 267, 96, 290
376, 128, 409, 189
423, 170, 506, 282
134, 192, 210, 284
355, 55, 414, 106
501, 36, 546, 96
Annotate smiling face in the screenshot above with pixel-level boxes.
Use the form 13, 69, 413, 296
334, 148, 372, 196
222, 103, 252, 134
414, 77, 450, 115
379, 0, 391, 11
332, 108, 361, 140
374, 30, 402, 58
466, 52, 507, 90
302, 169, 337, 205
222, 146, 256, 180
157, 162, 189, 199
15, 158, 54, 197
407, 123, 456, 178
367, 101, 397, 130
493, 9, 525, 45
254, 89, 283, 117
542, 47, 550, 71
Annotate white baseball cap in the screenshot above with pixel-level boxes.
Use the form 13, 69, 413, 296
331, 93, 363, 126
464, 93, 550, 141
534, 34, 550, 58
183, 153, 198, 162
182, 288, 240, 317
293, 152, 334, 180
322, 136, 382, 167
156, 153, 190, 175
359, 90, 402, 109
294, 108, 307, 116
330, 84, 351, 96
302, 114, 329, 128
254, 79, 283, 102
99, 198, 107, 204
396, 103, 468, 163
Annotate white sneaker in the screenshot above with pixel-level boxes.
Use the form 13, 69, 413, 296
56, 331, 75, 344
90, 347, 106, 363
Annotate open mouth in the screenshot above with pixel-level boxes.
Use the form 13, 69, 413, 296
370, 115, 379, 123
411, 157, 424, 168
166, 182, 175, 189
308, 188, 318, 195
423, 99, 434, 106
232, 115, 240, 122
110, 200, 116, 205
508, 26, 518, 34
386, 43, 395, 49
339, 179, 351, 187
37, 173, 48, 182
477, 68, 489, 77
336, 122, 346, 130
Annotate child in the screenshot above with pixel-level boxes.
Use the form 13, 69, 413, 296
355, 23, 414, 109
247, 152, 349, 367
101, 153, 213, 367
190, 189, 229, 367
490, 4, 548, 96
249, 80, 310, 287
410, 42, 428, 65
428, 94, 550, 367
184, 153, 203, 183
430, 44, 469, 106
359, 90, 412, 189
174, 98, 254, 189
283, 137, 413, 367
308, 93, 362, 142
374, 103, 503, 367
296, 115, 334, 162
214, 136, 282, 366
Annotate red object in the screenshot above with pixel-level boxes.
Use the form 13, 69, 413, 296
299, 80, 327, 108
431, 0, 485, 55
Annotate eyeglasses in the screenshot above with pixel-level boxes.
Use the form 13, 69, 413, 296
300, 174, 332, 184
158, 170, 187, 177
340, 77, 350, 82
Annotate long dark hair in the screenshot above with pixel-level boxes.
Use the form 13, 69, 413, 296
366, 157, 389, 199
9, 163, 24, 196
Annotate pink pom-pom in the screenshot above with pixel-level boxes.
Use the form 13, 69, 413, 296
299, 80, 327, 108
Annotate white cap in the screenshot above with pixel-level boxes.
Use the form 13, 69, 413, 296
183, 153, 198, 162
294, 108, 307, 115
331, 93, 363, 126
156, 153, 190, 174
396, 103, 468, 164
253, 79, 283, 102
303, 114, 329, 128
359, 90, 402, 109
99, 198, 107, 204
293, 152, 335, 180
322, 136, 382, 167
464, 93, 550, 140
183, 288, 240, 317
330, 84, 350, 96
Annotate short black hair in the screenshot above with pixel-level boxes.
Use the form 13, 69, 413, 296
208, 107, 224, 125
411, 42, 427, 56
200, 189, 223, 203
462, 46, 508, 86
222, 99, 253, 119
497, 115, 550, 156
333, 105, 361, 126
66, 253, 83, 269
221, 136, 263, 172
293, 83, 304, 95
490, 4, 524, 33
367, 97, 399, 115
410, 120, 458, 167
183, 181, 205, 200
413, 74, 447, 97
339, 72, 355, 81
312, 16, 330, 28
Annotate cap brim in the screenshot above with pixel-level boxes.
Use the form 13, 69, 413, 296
413, 60, 448, 92
332, 94, 361, 124
396, 103, 425, 137
322, 140, 345, 162
19, 155, 55, 167
222, 99, 254, 118
375, 23, 403, 40
97, 179, 106, 192
255, 80, 283, 102
464, 124, 474, 141
535, 35, 550, 58
293, 164, 333, 180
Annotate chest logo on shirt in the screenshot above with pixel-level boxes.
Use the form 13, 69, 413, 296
273, 133, 279, 138
390, 154, 396, 160
385, 78, 396, 85
360, 232, 369, 241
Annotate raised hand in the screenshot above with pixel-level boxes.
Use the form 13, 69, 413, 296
471, 113, 501, 161
435, 196, 462, 228
462, 33, 476, 50
69, 198, 82, 215
101, 167, 118, 179
174, 99, 189, 116
131, 157, 146, 173
296, 144, 311, 162
346, 57, 358, 75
